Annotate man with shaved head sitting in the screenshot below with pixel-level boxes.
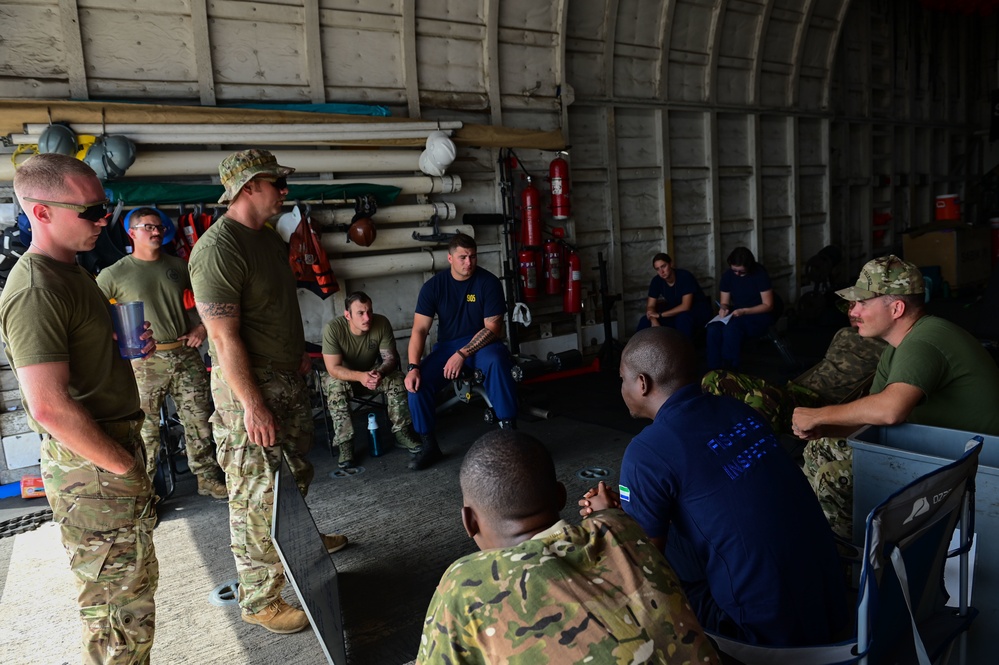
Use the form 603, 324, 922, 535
417, 430, 719, 664
582, 327, 848, 647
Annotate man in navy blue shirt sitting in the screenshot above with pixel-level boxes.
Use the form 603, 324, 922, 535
405, 233, 517, 470
636, 252, 711, 338
581, 327, 848, 646
707, 246, 775, 369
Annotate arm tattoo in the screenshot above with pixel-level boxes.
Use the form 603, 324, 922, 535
461, 327, 497, 356
376, 348, 398, 374
196, 301, 239, 321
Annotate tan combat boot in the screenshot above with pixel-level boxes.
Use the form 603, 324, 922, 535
197, 476, 228, 500
241, 598, 310, 634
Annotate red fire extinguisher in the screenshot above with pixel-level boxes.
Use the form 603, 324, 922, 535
518, 249, 540, 302
563, 250, 581, 313
520, 176, 542, 247
543, 239, 563, 295
549, 152, 571, 220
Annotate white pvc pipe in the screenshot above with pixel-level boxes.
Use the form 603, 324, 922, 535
292, 175, 461, 195
322, 225, 472, 255
25, 121, 463, 135
332, 249, 450, 279
125, 150, 422, 178
310, 202, 456, 227
12, 130, 452, 145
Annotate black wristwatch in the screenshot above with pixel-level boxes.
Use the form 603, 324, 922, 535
407, 363, 421, 372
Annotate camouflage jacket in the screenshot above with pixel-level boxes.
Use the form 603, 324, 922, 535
416, 509, 718, 664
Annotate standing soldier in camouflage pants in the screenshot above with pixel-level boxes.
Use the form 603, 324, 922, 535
97, 207, 227, 499
0, 154, 158, 664
189, 149, 348, 636
418, 430, 719, 665
321, 291, 421, 468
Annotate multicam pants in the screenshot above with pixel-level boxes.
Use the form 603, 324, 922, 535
320, 369, 413, 463
41, 418, 158, 665
802, 437, 853, 539
210, 364, 315, 614
700, 370, 823, 436
131, 346, 221, 481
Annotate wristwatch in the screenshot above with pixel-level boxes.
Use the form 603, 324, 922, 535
407, 363, 421, 372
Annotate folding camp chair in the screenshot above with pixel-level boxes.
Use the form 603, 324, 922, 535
708, 439, 982, 665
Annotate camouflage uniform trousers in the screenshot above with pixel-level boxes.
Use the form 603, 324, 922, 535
320, 368, 415, 464
700, 370, 823, 436
40, 417, 158, 665
803, 437, 853, 540
131, 346, 222, 481
210, 364, 315, 614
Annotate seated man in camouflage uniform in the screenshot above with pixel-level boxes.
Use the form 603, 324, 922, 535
701, 325, 887, 438
792, 256, 999, 539
321, 291, 420, 468
97, 206, 227, 499
417, 430, 719, 665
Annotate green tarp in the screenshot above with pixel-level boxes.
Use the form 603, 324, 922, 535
104, 182, 401, 206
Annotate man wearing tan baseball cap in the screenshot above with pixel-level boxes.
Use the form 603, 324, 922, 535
189, 149, 348, 635
791, 255, 999, 538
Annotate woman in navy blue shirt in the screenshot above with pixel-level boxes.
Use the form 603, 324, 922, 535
707, 247, 774, 369
636, 252, 711, 338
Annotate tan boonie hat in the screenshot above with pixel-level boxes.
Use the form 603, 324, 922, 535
217, 149, 295, 204
835, 255, 924, 301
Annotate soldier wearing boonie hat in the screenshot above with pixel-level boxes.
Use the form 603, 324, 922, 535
834, 255, 924, 302
189, 148, 349, 636
790, 253, 999, 541
217, 148, 295, 204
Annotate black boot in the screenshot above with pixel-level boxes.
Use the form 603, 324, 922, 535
408, 433, 443, 470
498, 419, 517, 430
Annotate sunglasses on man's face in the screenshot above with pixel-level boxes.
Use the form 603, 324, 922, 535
22, 197, 110, 222
256, 176, 288, 190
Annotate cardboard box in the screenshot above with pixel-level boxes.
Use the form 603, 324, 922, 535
902, 223, 991, 290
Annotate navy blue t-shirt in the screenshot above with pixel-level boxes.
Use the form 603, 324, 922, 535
619, 384, 847, 646
415, 268, 506, 343
719, 266, 772, 309
647, 268, 704, 310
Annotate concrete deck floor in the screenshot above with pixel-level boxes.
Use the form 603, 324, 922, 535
0, 394, 637, 665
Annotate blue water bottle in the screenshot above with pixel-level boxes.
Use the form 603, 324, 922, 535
368, 413, 383, 457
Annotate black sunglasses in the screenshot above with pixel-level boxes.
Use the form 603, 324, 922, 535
22, 197, 110, 222
257, 176, 288, 190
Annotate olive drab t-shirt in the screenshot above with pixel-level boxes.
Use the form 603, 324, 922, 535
188, 215, 305, 367
0, 253, 140, 431
96, 254, 192, 342
871, 315, 999, 435
322, 314, 396, 372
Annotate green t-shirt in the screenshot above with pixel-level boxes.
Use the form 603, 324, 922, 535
188, 216, 304, 367
322, 314, 395, 372
871, 315, 999, 435
96, 254, 191, 342
0, 254, 140, 431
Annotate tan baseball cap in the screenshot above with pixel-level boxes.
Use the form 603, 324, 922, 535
835, 255, 924, 301
217, 149, 295, 204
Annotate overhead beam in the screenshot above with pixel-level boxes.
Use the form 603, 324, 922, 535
57, 0, 88, 99
303, 0, 327, 103
788, 0, 819, 106
190, 0, 216, 105
705, 0, 726, 104
401, 0, 421, 118
654, 1, 677, 100
821, 0, 854, 110
751, 0, 775, 106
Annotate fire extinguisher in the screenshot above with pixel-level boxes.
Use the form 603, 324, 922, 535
563, 250, 582, 313
518, 250, 540, 302
543, 239, 563, 295
520, 176, 542, 247
549, 152, 571, 220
